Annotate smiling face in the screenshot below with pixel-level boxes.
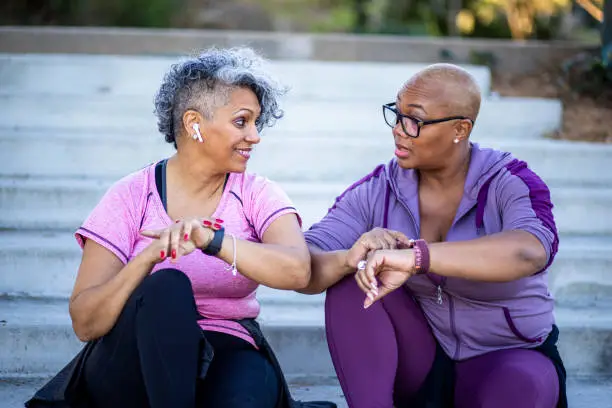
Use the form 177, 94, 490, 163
391, 64, 481, 170
182, 86, 262, 174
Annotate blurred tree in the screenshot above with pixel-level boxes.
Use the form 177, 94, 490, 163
456, 0, 571, 39
604, 0, 612, 67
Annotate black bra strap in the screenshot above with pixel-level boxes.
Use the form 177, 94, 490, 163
154, 159, 168, 211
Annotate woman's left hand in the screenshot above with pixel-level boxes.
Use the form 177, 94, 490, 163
356, 249, 416, 309
140, 218, 218, 262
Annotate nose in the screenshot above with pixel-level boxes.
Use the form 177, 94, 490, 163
245, 127, 261, 145
392, 122, 406, 138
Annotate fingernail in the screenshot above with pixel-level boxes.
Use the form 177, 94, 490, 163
171, 249, 176, 259
160, 250, 166, 259
367, 292, 375, 301
215, 218, 224, 224
175, 220, 180, 223
371, 280, 378, 289
203, 220, 212, 227
213, 223, 221, 230
184, 233, 189, 241
371, 289, 379, 297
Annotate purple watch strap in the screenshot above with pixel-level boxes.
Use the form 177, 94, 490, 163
411, 239, 430, 275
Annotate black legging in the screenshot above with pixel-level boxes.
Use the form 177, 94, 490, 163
83, 268, 280, 408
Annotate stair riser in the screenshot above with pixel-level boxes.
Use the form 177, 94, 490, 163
0, 96, 561, 140
0, 137, 610, 187
1, 180, 611, 235
1, 243, 609, 307
0, 323, 609, 378
0, 54, 491, 98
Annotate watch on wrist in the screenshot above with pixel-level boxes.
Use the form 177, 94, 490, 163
202, 227, 225, 256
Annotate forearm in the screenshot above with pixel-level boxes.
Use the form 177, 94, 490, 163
69, 252, 155, 341
298, 247, 354, 294
428, 231, 548, 282
216, 235, 311, 290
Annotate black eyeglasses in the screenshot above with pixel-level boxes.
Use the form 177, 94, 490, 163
382, 102, 473, 138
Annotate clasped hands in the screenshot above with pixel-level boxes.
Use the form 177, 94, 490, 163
139, 218, 223, 264
345, 228, 418, 309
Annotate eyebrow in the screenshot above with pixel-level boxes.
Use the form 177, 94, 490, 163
405, 103, 426, 113
232, 108, 257, 115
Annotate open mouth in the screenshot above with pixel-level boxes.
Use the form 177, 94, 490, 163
395, 144, 411, 159
235, 148, 251, 159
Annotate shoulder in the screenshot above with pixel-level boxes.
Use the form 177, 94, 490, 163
492, 159, 551, 201
331, 162, 388, 209
236, 171, 287, 198
101, 165, 153, 211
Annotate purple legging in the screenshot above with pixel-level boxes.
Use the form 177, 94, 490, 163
325, 276, 559, 408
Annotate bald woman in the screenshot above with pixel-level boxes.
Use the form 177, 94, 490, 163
300, 64, 566, 408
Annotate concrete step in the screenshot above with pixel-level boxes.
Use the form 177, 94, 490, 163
0, 53, 492, 99
0, 135, 610, 187
2, 375, 612, 408
0, 94, 561, 141
1, 376, 350, 408
0, 297, 610, 378
1, 176, 611, 236
0, 231, 610, 308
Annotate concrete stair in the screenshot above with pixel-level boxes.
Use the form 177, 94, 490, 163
0, 52, 611, 406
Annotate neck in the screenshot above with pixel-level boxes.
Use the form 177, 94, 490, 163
167, 147, 227, 199
418, 143, 471, 190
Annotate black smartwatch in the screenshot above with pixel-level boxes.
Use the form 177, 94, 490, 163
202, 227, 225, 256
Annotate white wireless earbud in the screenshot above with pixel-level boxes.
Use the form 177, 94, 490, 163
192, 123, 204, 143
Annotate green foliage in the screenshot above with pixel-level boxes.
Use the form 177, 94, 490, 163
0, 0, 181, 27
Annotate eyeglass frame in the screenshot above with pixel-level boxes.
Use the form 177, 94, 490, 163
382, 102, 474, 138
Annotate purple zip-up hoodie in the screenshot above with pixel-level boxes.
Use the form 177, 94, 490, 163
304, 143, 559, 361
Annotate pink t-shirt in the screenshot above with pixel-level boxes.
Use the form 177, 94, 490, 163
75, 163, 301, 346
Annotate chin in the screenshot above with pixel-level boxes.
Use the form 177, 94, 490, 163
396, 157, 418, 170
229, 162, 248, 174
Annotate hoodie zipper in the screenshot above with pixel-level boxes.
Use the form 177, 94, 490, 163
448, 295, 461, 359
383, 183, 447, 305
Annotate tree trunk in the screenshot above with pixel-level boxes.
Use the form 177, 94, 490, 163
353, 0, 367, 32
603, 0, 612, 66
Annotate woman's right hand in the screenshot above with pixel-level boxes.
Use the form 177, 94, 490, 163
345, 228, 412, 270
140, 218, 219, 263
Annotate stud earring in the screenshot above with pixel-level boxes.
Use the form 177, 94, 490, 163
454, 138, 459, 144
192, 123, 204, 143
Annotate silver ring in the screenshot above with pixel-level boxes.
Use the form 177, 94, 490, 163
357, 260, 367, 270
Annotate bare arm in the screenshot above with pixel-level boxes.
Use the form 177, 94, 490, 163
69, 239, 160, 342
298, 246, 353, 295
142, 214, 311, 290
358, 231, 550, 308
428, 230, 547, 282
299, 228, 412, 294
216, 213, 311, 290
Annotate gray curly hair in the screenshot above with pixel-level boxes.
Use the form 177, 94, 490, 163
154, 47, 287, 146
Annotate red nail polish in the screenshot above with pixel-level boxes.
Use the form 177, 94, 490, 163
215, 218, 224, 224
184, 234, 189, 241
203, 220, 212, 227
171, 249, 177, 259
160, 250, 165, 259
213, 223, 221, 230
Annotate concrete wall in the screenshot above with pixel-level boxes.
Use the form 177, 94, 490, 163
0, 26, 596, 74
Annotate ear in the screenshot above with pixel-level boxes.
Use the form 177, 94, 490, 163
182, 110, 204, 138
454, 119, 473, 142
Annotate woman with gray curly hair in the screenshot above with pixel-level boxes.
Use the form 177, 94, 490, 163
26, 47, 334, 408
